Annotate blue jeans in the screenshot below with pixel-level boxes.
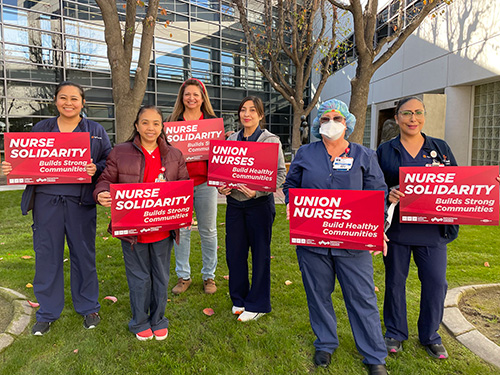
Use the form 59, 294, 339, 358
174, 182, 218, 280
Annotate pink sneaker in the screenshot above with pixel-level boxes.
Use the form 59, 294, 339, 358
136, 328, 153, 341
154, 328, 169, 341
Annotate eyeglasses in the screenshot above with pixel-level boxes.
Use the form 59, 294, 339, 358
320, 116, 344, 124
399, 110, 425, 119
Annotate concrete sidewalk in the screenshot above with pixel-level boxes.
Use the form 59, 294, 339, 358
442, 284, 500, 369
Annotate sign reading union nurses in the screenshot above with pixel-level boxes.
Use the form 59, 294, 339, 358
289, 188, 385, 251
163, 118, 224, 161
399, 166, 499, 225
207, 140, 279, 192
4, 132, 91, 185
110, 180, 194, 238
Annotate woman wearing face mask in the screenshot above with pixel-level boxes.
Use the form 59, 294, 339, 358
283, 99, 388, 375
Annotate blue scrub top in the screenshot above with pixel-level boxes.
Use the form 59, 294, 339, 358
283, 140, 387, 256
386, 141, 444, 246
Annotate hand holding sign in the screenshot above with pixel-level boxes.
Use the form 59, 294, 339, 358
97, 191, 112, 207
1, 161, 12, 176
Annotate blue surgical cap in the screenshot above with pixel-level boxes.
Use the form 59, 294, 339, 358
311, 99, 356, 139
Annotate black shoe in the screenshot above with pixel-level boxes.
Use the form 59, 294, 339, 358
384, 337, 402, 353
314, 350, 331, 368
425, 343, 448, 359
32, 321, 50, 336
83, 312, 101, 329
368, 364, 388, 375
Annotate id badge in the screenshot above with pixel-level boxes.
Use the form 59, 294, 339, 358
333, 157, 353, 171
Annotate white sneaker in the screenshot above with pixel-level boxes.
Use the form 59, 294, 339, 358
232, 306, 245, 315
237, 311, 266, 322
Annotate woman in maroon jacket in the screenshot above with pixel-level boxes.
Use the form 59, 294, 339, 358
94, 105, 188, 341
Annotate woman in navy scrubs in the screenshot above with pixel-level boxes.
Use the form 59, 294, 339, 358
283, 99, 388, 375
376, 96, 458, 359
218, 96, 286, 322
1, 81, 111, 335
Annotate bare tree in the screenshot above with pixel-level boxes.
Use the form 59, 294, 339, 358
232, 0, 338, 152
328, 0, 453, 144
96, 0, 160, 143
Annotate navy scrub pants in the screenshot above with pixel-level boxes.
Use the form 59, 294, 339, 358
121, 237, 173, 334
296, 247, 387, 365
225, 195, 275, 313
32, 193, 100, 322
383, 241, 448, 345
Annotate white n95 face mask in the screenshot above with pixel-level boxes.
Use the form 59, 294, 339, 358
319, 120, 345, 140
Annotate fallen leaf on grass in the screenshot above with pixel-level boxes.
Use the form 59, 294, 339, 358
21, 255, 33, 260
107, 255, 112, 258
27, 300, 40, 307
104, 296, 117, 303
374, 286, 380, 292
223, 275, 229, 280
219, 222, 225, 226
26, 283, 33, 288
73, 349, 79, 354
270, 256, 275, 259
167, 299, 171, 302
103, 237, 109, 241
0, 242, 5, 245
484, 262, 490, 267
285, 280, 292, 286
203, 308, 215, 316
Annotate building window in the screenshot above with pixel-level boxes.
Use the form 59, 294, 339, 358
0, 0, 295, 160
363, 106, 372, 148
472, 81, 500, 166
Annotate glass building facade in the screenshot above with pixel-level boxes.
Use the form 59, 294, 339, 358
0, 0, 295, 155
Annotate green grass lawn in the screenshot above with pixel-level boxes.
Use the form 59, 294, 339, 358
0, 189, 499, 374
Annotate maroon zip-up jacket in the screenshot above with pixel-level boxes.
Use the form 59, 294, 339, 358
94, 134, 189, 244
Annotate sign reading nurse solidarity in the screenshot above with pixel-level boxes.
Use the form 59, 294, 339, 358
110, 180, 194, 238
207, 140, 279, 192
163, 118, 224, 161
399, 166, 499, 225
4, 132, 91, 185
289, 188, 385, 251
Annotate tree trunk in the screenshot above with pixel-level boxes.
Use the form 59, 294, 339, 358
115, 95, 141, 143
348, 63, 373, 145
291, 109, 305, 153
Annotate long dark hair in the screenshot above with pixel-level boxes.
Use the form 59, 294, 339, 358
127, 105, 168, 143
238, 96, 266, 129
168, 78, 216, 121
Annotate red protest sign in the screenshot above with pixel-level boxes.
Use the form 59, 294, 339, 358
4, 132, 91, 185
110, 180, 194, 237
399, 166, 499, 225
163, 118, 225, 161
207, 140, 279, 192
289, 188, 385, 251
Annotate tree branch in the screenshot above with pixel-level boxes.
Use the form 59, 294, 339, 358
327, 0, 352, 11
373, 0, 441, 71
